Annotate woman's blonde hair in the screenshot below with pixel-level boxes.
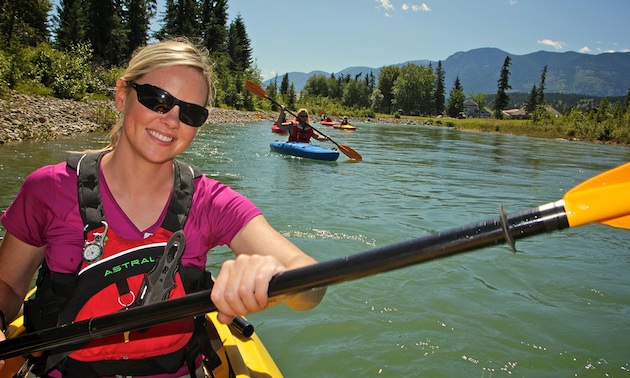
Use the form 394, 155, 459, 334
106, 37, 214, 149
297, 108, 309, 120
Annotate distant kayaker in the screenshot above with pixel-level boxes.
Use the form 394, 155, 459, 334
0, 38, 325, 377
277, 108, 327, 142
340, 116, 350, 125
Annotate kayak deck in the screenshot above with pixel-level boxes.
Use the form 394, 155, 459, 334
270, 141, 340, 161
1, 309, 282, 378
207, 312, 282, 378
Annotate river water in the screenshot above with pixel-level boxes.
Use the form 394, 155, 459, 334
1, 120, 629, 377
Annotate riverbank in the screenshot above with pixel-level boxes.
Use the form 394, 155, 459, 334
2, 92, 628, 146
0, 91, 276, 144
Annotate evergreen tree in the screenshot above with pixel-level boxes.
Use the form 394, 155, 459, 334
158, 0, 200, 40
366, 71, 376, 91
525, 85, 538, 113
85, 0, 115, 64
328, 73, 343, 99
1, 0, 51, 47
286, 83, 296, 109
227, 14, 252, 72
343, 77, 370, 108
125, 0, 157, 57
53, 0, 86, 50
537, 65, 547, 106
279, 73, 290, 96
265, 79, 279, 111
201, 0, 228, 54
447, 76, 465, 118
492, 55, 512, 119
433, 60, 446, 116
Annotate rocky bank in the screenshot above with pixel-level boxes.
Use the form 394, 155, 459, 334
0, 91, 275, 144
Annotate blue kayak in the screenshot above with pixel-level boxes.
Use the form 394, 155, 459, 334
270, 141, 340, 161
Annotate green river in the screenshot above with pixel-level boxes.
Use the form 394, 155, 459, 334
1, 120, 629, 377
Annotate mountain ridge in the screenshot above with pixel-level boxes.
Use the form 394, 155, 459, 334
263, 48, 630, 97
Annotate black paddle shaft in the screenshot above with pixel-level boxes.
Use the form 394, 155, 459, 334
0, 202, 569, 360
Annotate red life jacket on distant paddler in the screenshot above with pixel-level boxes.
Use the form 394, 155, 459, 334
288, 120, 314, 143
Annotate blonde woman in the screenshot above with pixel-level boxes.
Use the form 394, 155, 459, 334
277, 107, 326, 142
0, 38, 324, 377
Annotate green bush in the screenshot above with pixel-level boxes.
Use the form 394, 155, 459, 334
0, 50, 10, 95
50, 44, 95, 99
5, 43, 101, 99
93, 103, 119, 130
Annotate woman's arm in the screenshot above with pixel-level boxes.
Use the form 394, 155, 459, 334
0, 232, 45, 337
276, 108, 293, 131
211, 215, 325, 324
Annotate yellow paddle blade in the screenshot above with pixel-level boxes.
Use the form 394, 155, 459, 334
245, 80, 268, 99
563, 162, 630, 229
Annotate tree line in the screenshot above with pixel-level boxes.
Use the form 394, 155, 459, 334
0, 0, 259, 108
267, 56, 539, 119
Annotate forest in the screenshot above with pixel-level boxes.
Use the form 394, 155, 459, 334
1, 0, 629, 145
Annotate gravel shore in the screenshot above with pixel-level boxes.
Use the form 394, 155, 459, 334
0, 91, 275, 144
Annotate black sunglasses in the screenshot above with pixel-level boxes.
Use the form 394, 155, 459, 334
128, 82, 209, 127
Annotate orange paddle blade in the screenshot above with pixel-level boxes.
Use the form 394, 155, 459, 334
245, 80, 268, 99
562, 161, 630, 229
338, 144, 362, 161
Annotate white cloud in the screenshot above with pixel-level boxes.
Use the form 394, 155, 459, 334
507, 0, 518, 5
404, 3, 430, 12
578, 46, 591, 53
377, 0, 394, 11
537, 39, 565, 50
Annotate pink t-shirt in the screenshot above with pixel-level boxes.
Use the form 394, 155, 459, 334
1, 160, 262, 273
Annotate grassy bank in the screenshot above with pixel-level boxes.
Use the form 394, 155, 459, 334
375, 114, 630, 146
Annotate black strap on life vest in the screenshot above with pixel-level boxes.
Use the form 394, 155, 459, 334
66, 151, 201, 234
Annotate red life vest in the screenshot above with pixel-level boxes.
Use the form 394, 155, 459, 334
61, 226, 193, 363
288, 121, 314, 143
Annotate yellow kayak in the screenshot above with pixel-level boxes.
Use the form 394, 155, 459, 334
333, 123, 357, 130
1, 292, 283, 378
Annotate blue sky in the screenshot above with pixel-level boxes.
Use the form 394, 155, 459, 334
224, 0, 630, 79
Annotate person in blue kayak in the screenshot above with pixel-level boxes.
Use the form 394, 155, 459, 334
0, 38, 325, 377
276, 107, 327, 143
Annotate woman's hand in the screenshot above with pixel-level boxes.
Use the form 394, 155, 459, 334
211, 215, 326, 325
210, 254, 285, 324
